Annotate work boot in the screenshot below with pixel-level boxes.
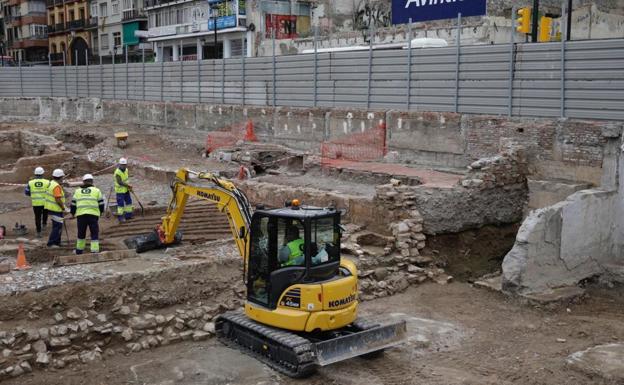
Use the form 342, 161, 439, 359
118, 216, 126, 224
36, 231, 42, 238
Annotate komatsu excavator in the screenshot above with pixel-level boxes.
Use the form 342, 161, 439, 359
127, 168, 406, 377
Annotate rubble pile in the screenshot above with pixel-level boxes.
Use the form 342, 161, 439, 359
0, 297, 244, 380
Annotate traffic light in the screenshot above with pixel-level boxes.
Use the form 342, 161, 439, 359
539, 16, 553, 42
516, 7, 532, 34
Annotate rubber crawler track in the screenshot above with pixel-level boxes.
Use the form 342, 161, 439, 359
215, 310, 318, 378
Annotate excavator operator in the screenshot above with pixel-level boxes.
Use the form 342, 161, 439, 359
279, 226, 304, 267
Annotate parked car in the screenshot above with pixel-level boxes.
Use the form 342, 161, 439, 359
0, 56, 16, 67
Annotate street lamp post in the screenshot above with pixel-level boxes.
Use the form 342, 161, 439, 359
212, 3, 218, 59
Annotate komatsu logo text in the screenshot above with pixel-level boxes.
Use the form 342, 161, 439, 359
328, 294, 356, 308
196, 191, 221, 202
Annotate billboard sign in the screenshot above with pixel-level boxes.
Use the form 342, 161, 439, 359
392, 0, 486, 24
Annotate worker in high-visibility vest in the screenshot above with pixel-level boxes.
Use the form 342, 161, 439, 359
113, 157, 133, 223
278, 226, 305, 267
70, 174, 105, 254
44, 169, 67, 248
24, 166, 50, 238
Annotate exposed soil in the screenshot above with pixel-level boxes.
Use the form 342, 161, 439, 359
2, 282, 624, 385
424, 223, 521, 281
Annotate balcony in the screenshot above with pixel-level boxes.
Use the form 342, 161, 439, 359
122, 9, 146, 22
55, 22, 66, 32
3, 14, 22, 24
47, 24, 56, 33
10, 37, 48, 49
85, 17, 97, 29
46, 0, 63, 7
69, 19, 85, 30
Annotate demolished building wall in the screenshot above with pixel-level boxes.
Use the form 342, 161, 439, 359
502, 124, 624, 295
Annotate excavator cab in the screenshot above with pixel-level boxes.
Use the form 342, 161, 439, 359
247, 204, 343, 309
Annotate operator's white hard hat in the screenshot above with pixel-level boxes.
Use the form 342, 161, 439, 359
34, 167, 44, 175
52, 169, 65, 178
82, 173, 94, 181
119, 158, 128, 165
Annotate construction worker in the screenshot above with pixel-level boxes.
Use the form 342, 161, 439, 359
44, 169, 66, 248
70, 174, 104, 254
24, 166, 50, 237
278, 226, 305, 267
113, 157, 133, 223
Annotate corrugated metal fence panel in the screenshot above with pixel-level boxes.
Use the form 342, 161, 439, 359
564, 39, 624, 121
1, 38, 623, 120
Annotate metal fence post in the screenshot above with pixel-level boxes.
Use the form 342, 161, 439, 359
125, 46, 129, 100
406, 18, 412, 111
221, 58, 225, 104
18, 56, 23, 96
49, 54, 53, 97
180, 41, 184, 102
113, 49, 116, 100
367, 26, 373, 109
197, 38, 201, 104
75, 50, 78, 97
63, 51, 67, 97
454, 13, 462, 113
272, 29, 276, 107
100, 55, 103, 99
313, 26, 318, 107
241, 38, 246, 106
560, 0, 567, 118
508, 6, 516, 117
86, 50, 90, 97
142, 47, 145, 101
160, 44, 164, 102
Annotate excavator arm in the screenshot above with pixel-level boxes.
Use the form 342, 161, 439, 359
157, 168, 253, 259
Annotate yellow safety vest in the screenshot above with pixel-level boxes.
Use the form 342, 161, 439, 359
284, 239, 304, 266
114, 168, 129, 194
44, 180, 65, 213
73, 186, 103, 217
28, 178, 50, 207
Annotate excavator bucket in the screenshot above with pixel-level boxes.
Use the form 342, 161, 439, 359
124, 231, 182, 253
313, 319, 407, 366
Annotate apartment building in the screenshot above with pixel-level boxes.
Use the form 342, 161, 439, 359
88, 0, 147, 61
1, 0, 48, 62
145, 0, 251, 61
47, 0, 91, 64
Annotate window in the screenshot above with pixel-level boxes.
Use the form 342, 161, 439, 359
111, 1, 119, 15
92, 35, 98, 51
90, 3, 97, 17
113, 32, 121, 47
68, 9, 74, 21
100, 33, 109, 49
49, 14, 55, 24
50, 43, 56, 53
122, 0, 131, 10
99, 3, 107, 17
310, 217, 340, 267
79, 8, 85, 20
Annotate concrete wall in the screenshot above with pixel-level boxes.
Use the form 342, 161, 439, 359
502, 128, 624, 295
0, 97, 620, 186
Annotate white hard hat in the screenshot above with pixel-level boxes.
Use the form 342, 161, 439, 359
34, 167, 44, 175
119, 158, 128, 165
52, 169, 65, 178
82, 173, 94, 181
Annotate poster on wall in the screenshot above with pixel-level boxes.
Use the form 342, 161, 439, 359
392, 0, 486, 24
266, 14, 297, 39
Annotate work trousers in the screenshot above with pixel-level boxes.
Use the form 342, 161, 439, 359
32, 205, 48, 233
76, 214, 100, 254
47, 211, 63, 247
116, 192, 133, 220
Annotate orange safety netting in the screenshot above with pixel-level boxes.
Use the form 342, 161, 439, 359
205, 120, 256, 154
320, 122, 387, 167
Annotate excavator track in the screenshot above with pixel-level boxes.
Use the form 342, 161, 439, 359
215, 311, 318, 378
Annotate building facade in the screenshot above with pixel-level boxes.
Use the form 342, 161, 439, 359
146, 0, 251, 61
1, 0, 48, 62
47, 0, 91, 64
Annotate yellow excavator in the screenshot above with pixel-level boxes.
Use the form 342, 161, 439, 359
126, 168, 406, 377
